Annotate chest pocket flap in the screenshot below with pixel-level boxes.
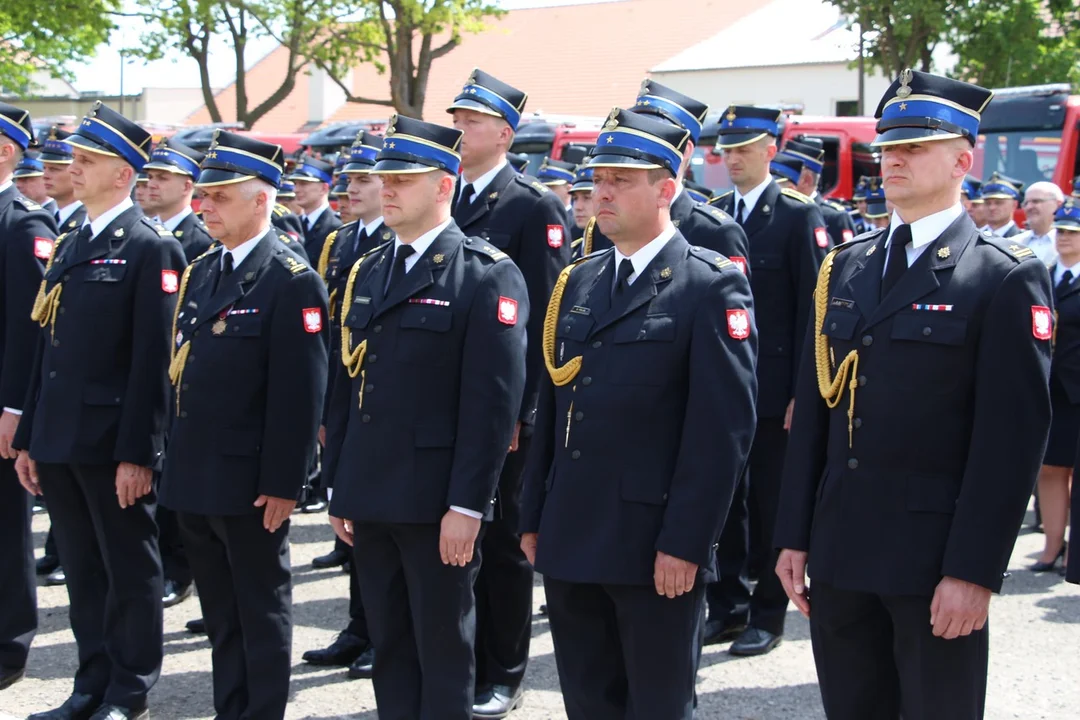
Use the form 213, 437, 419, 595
345, 304, 373, 330
822, 309, 859, 340
219, 315, 263, 337
84, 265, 127, 283
614, 314, 677, 343
400, 304, 452, 332
557, 312, 593, 342
891, 311, 967, 346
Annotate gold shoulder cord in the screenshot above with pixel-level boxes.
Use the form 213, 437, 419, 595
583, 217, 596, 257
30, 233, 70, 337
317, 228, 338, 280
340, 253, 376, 408
814, 247, 860, 447
543, 262, 583, 386
168, 247, 218, 415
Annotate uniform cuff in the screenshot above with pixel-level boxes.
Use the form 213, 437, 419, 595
450, 505, 484, 519
3, 408, 22, 416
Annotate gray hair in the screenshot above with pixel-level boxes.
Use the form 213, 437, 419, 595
1026, 181, 1064, 204
239, 178, 278, 219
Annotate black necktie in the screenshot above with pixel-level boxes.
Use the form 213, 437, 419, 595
612, 258, 634, 300
386, 244, 415, 294
1057, 270, 1074, 300
736, 198, 747, 226
77, 224, 94, 244
455, 183, 474, 218
54, 210, 60, 224
303, 216, 311, 233
881, 224, 912, 300
352, 226, 368, 256
212, 252, 233, 295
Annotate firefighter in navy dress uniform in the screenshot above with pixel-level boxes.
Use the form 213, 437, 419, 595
774, 70, 1053, 720
14, 101, 186, 720
519, 107, 757, 720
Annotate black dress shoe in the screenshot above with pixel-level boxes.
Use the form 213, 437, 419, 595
0, 665, 25, 690
472, 684, 524, 718
45, 566, 67, 586
346, 647, 375, 679
186, 618, 206, 634
703, 619, 747, 645
311, 548, 350, 569
1030, 543, 1068, 572
302, 632, 368, 666
537, 604, 548, 616
27, 692, 102, 720
729, 627, 782, 656
88, 705, 149, 720
36, 554, 60, 576
162, 579, 193, 608
299, 497, 328, 514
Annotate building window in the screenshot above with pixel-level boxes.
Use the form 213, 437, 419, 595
835, 100, 860, 117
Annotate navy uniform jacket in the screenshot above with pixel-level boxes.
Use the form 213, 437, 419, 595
159, 233, 328, 515
317, 219, 395, 431
56, 205, 88, 235
455, 165, 571, 426
0, 188, 57, 411
302, 208, 343, 273
1050, 264, 1080, 402
271, 204, 304, 242
520, 234, 758, 585
816, 194, 856, 245
581, 189, 751, 277
13, 206, 186, 470
172, 211, 214, 262
711, 182, 829, 418
324, 222, 529, 523
775, 215, 1052, 595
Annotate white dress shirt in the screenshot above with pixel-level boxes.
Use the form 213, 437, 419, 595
988, 220, 1017, 237
362, 216, 385, 238
0, 179, 11, 194
733, 176, 773, 223
1016, 227, 1058, 267
1054, 258, 1080, 287
883, 203, 964, 271
57, 200, 83, 227
458, 159, 508, 206
302, 202, 330, 228
82, 197, 134, 240
220, 230, 266, 271
161, 206, 193, 233
612, 223, 677, 289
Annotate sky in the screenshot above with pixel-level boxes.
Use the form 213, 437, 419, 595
70, 0, 621, 95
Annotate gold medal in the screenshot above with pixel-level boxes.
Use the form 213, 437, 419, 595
212, 319, 227, 335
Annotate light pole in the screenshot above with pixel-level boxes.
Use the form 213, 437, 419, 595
119, 50, 126, 115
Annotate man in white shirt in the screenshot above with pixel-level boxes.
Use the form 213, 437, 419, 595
1015, 180, 1065, 266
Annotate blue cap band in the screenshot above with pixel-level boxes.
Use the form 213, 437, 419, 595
593, 129, 682, 175
780, 149, 822, 174
292, 162, 332, 184
74, 117, 148, 170
539, 166, 575, 184
636, 94, 702, 142
719, 116, 778, 135
880, 98, 979, 140
147, 147, 201, 178
210, 146, 283, 186
981, 182, 1020, 200
42, 138, 72, 159
770, 160, 801, 184
0, 114, 31, 149
382, 135, 461, 175
461, 84, 521, 130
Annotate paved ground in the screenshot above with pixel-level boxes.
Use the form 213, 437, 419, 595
2, 505, 1078, 719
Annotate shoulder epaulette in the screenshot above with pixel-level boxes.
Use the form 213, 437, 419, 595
780, 187, 811, 204
826, 200, 847, 212
688, 245, 734, 272
274, 251, 312, 275
189, 244, 221, 266
13, 197, 41, 211
138, 216, 174, 236
693, 204, 733, 224
520, 177, 549, 196
273, 204, 289, 217
709, 190, 734, 205
981, 232, 1038, 263
464, 237, 510, 261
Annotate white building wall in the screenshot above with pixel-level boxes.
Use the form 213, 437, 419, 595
653, 62, 893, 116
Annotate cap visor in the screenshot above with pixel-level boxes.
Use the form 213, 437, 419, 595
716, 131, 770, 149
371, 158, 442, 175
1053, 221, 1080, 231
865, 203, 889, 218
585, 153, 664, 171
13, 170, 43, 178
871, 127, 965, 147
446, 98, 506, 120
342, 162, 376, 174
570, 184, 594, 193
541, 179, 569, 186
288, 174, 326, 183
195, 169, 259, 188
143, 161, 192, 175
40, 154, 72, 164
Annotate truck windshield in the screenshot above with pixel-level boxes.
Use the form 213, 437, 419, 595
975, 130, 1063, 188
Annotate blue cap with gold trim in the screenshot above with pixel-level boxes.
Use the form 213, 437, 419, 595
342, 130, 383, 174
13, 155, 43, 178
508, 152, 529, 174
331, 175, 349, 198
587, 108, 690, 176
962, 175, 983, 203
538, 157, 576, 186
289, 156, 334, 185
144, 137, 205, 179
716, 105, 782, 149
447, 68, 528, 131
685, 180, 712, 204
770, 154, 803, 185
864, 178, 888, 218
981, 172, 1022, 201
783, 138, 824, 174
278, 180, 296, 199
0, 102, 34, 150
40, 126, 73, 164
373, 114, 462, 175
69, 102, 151, 170
569, 165, 593, 193
197, 130, 285, 188
872, 69, 992, 147
633, 79, 708, 144
1054, 198, 1080, 231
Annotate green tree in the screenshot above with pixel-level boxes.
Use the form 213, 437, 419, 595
948, 0, 1080, 89
829, 0, 950, 78
0, 0, 117, 94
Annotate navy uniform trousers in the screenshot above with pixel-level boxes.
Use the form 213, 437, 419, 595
0, 458, 36, 672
